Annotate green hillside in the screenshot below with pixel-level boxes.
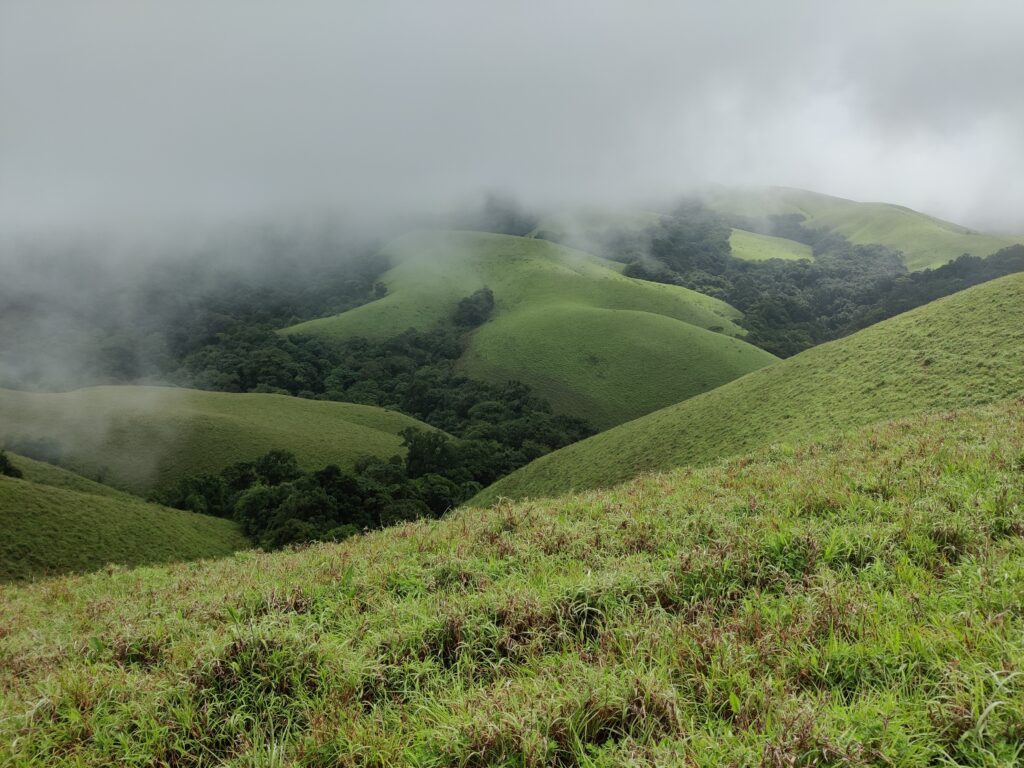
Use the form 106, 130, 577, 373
0, 386, 438, 494
729, 227, 813, 262
3, 402, 1023, 765
476, 273, 1024, 503
7, 452, 130, 499
284, 231, 776, 428
0, 472, 248, 581
706, 186, 1021, 270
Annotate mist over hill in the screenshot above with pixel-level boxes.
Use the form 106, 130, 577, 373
5, 3, 1024, 764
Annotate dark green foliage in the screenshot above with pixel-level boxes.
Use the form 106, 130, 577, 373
0, 450, 23, 479
180, 319, 592, 466
402, 428, 457, 478
157, 442, 490, 548
453, 287, 495, 327
168, 295, 592, 519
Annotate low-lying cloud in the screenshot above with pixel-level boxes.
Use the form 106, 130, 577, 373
2, 0, 1024, 236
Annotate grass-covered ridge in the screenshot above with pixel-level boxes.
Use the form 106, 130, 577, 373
477, 273, 1024, 503
0, 468, 248, 581
707, 186, 1022, 270
0, 386, 437, 494
2, 402, 1023, 765
284, 231, 776, 428
729, 227, 813, 262
6, 452, 130, 499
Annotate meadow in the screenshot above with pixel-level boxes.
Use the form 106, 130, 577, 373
728, 228, 813, 262
477, 273, 1024, 503
0, 465, 248, 581
2, 401, 1022, 765
0, 386, 436, 494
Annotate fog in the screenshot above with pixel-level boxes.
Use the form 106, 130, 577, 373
3, 1, 1024, 238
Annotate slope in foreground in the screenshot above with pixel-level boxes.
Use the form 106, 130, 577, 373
2, 403, 1022, 764
476, 272, 1024, 503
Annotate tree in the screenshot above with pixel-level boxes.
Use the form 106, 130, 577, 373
0, 450, 23, 479
401, 428, 457, 478
453, 288, 495, 327
253, 450, 302, 485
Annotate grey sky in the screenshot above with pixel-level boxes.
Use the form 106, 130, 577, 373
3, 1, 1023, 236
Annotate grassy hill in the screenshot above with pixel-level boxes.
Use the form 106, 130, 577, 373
3, 402, 1022, 765
729, 227, 813, 262
0, 466, 248, 581
706, 186, 1021, 270
6, 452, 131, 498
476, 273, 1024, 503
0, 386, 438, 494
284, 231, 777, 428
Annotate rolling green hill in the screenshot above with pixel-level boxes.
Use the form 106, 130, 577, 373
7, 451, 130, 499
729, 227, 813, 262
706, 186, 1021, 270
0, 469, 249, 581
0, 386, 438, 494
475, 273, 1024, 503
284, 231, 777, 428
3, 402, 1023, 764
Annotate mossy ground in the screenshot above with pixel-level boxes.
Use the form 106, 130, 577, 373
3, 401, 1023, 765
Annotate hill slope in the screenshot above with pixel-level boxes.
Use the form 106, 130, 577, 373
0, 386, 438, 494
729, 227, 813, 262
284, 231, 777, 428
476, 273, 1024, 503
706, 186, 1021, 270
2, 402, 1023, 764
6, 452, 131, 498
0, 471, 248, 581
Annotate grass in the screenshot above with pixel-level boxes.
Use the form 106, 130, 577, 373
0, 469, 249, 582
476, 273, 1024, 503
706, 186, 1022, 270
7, 452, 130, 499
283, 231, 776, 428
729, 227, 813, 262
463, 304, 777, 428
0, 386, 437, 495
2, 401, 1023, 765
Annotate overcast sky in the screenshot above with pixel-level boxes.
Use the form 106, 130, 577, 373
2, 1, 1023, 237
